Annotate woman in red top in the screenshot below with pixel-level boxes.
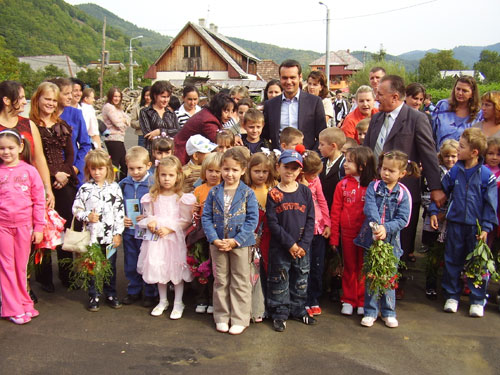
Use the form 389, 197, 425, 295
330, 147, 376, 316
341, 85, 378, 143
174, 93, 235, 164
0, 80, 54, 207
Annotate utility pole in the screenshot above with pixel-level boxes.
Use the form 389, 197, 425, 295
129, 35, 143, 89
319, 2, 330, 92
100, 16, 106, 99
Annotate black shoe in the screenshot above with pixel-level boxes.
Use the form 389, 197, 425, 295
41, 283, 55, 293
88, 296, 100, 312
29, 289, 38, 304
143, 296, 158, 308
122, 293, 141, 305
296, 315, 317, 325
273, 319, 286, 332
105, 296, 123, 309
425, 288, 437, 300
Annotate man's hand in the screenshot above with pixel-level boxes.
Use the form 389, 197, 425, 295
431, 189, 446, 208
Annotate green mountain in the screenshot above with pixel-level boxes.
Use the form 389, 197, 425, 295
75, 3, 171, 52
0, 0, 160, 66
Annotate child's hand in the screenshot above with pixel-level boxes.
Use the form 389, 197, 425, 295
331, 245, 337, 252
296, 246, 306, 258
430, 215, 439, 230
147, 220, 157, 233
374, 225, 387, 240
157, 227, 173, 238
477, 230, 488, 242
113, 234, 121, 248
289, 243, 300, 259
255, 236, 261, 247
124, 216, 133, 227
225, 239, 238, 249
213, 239, 230, 251
32, 231, 43, 244
322, 226, 331, 239
88, 209, 100, 223
136, 214, 144, 222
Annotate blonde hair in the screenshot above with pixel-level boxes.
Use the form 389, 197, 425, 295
84, 149, 115, 183
125, 146, 150, 165
302, 150, 323, 175
487, 136, 500, 151
30, 82, 60, 127
461, 127, 487, 156
319, 127, 346, 148
481, 91, 500, 125
200, 152, 223, 183
438, 139, 459, 165
150, 156, 184, 200
280, 127, 304, 146
216, 129, 235, 147
355, 118, 370, 132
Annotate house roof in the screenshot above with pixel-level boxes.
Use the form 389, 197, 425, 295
440, 70, 485, 81
309, 50, 363, 70
151, 21, 260, 79
18, 55, 81, 77
257, 59, 279, 81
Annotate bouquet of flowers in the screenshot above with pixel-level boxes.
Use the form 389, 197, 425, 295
464, 220, 499, 288
60, 243, 113, 293
363, 222, 404, 298
187, 241, 211, 284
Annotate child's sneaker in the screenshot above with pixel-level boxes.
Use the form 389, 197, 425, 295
25, 309, 39, 318
9, 314, 31, 325
228, 325, 246, 335
297, 315, 317, 325
305, 306, 313, 317
356, 307, 364, 315
341, 303, 353, 315
207, 305, 214, 314
273, 319, 286, 332
170, 303, 185, 320
360, 316, 376, 327
88, 296, 100, 312
382, 316, 399, 328
195, 304, 208, 314
216, 322, 229, 333
443, 299, 458, 313
105, 296, 123, 309
310, 306, 322, 315
469, 304, 484, 317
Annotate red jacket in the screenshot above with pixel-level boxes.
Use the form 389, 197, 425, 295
174, 108, 222, 164
341, 107, 379, 143
330, 175, 368, 246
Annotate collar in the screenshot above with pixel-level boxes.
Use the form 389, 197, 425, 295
132, 172, 150, 183
326, 154, 343, 168
282, 90, 301, 102
385, 102, 404, 121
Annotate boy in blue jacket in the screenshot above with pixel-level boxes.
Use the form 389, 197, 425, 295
266, 150, 316, 332
119, 146, 157, 307
430, 128, 498, 317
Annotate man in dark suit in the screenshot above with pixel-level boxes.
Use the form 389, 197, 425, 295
364, 75, 446, 297
263, 60, 326, 150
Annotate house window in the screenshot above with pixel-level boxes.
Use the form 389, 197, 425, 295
184, 45, 201, 58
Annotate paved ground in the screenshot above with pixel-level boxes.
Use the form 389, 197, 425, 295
2, 130, 500, 375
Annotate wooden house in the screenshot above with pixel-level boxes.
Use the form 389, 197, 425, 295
309, 50, 363, 92
145, 19, 260, 82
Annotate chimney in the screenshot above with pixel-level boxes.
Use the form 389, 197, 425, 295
209, 23, 215, 32
214, 25, 218, 33
199, 18, 205, 27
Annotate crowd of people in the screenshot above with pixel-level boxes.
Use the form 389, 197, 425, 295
0, 59, 499, 335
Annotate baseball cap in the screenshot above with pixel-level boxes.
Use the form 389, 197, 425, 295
186, 134, 217, 156
278, 149, 303, 167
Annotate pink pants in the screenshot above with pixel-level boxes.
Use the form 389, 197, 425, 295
341, 233, 365, 308
0, 225, 34, 317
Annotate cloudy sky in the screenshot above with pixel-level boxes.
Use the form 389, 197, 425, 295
67, 0, 499, 56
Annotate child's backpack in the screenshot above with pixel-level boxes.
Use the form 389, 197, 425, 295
373, 179, 412, 227
447, 165, 493, 196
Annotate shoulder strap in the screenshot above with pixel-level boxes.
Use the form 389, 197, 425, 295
397, 183, 412, 228
373, 179, 380, 192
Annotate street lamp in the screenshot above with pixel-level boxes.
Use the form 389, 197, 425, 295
319, 2, 330, 92
129, 35, 143, 89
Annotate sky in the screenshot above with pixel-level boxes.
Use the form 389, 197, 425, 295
66, 0, 499, 56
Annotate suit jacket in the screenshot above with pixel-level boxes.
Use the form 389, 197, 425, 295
319, 155, 345, 209
364, 103, 441, 203
263, 90, 326, 150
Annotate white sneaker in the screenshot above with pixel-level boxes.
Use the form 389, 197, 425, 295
169, 303, 185, 320
341, 303, 353, 315
469, 304, 484, 317
382, 316, 399, 328
207, 305, 214, 314
228, 325, 246, 335
360, 316, 376, 327
357, 307, 364, 315
444, 299, 458, 313
151, 301, 168, 316
216, 322, 229, 333
195, 304, 207, 313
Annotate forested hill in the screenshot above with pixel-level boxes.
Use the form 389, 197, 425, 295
0, 0, 161, 65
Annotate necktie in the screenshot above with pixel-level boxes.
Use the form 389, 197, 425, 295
374, 114, 390, 160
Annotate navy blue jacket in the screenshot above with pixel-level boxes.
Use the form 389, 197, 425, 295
428, 159, 498, 232
266, 184, 315, 252
119, 173, 152, 234
202, 181, 259, 247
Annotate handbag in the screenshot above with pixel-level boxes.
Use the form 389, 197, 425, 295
62, 217, 90, 253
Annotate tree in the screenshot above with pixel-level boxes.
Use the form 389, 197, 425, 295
349, 60, 409, 93
474, 50, 500, 83
418, 50, 465, 86
0, 36, 21, 81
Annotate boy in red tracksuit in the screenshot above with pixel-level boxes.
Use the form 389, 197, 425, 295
330, 147, 376, 316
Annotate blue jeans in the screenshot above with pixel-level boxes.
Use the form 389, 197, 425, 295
267, 246, 310, 320
89, 244, 117, 298
306, 235, 325, 307
123, 232, 158, 297
442, 222, 488, 305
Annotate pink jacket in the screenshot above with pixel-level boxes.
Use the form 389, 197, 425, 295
0, 161, 45, 232
307, 176, 331, 235
102, 103, 130, 142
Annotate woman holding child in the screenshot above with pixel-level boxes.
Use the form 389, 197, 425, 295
341, 85, 378, 143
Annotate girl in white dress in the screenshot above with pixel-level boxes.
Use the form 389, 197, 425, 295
137, 156, 195, 319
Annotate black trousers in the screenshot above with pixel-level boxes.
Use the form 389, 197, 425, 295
105, 140, 127, 181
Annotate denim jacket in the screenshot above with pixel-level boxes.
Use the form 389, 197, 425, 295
119, 173, 151, 234
354, 180, 411, 257
202, 181, 259, 247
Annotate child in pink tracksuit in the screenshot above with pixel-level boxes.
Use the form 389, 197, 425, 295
0, 129, 45, 324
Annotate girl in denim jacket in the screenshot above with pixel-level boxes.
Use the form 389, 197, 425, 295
202, 148, 259, 335
355, 151, 419, 328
